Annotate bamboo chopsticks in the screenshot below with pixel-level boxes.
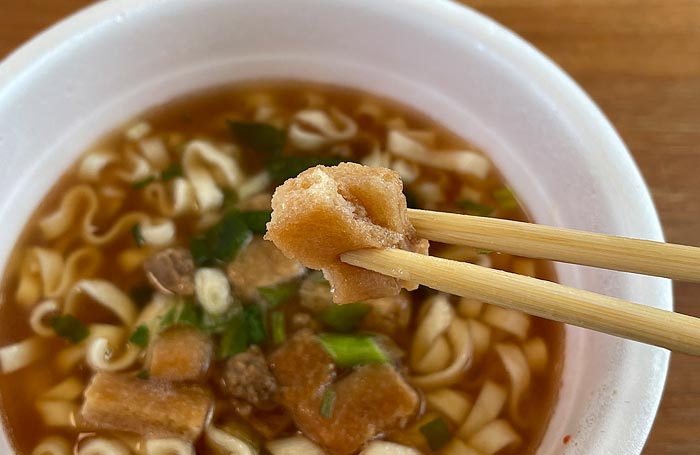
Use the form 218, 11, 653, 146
408, 208, 700, 282
338, 209, 700, 355
341, 249, 700, 355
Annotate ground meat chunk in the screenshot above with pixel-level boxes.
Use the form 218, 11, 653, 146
226, 237, 306, 298
223, 346, 277, 411
269, 330, 419, 455
265, 163, 429, 304
144, 248, 195, 295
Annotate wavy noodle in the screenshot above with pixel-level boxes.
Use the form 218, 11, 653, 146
523, 337, 549, 374
387, 130, 490, 179
32, 436, 72, 455
288, 108, 357, 151
144, 178, 197, 217
56, 324, 126, 372
86, 337, 140, 372
126, 121, 152, 141
78, 151, 119, 181
410, 294, 453, 374
457, 380, 507, 439
467, 319, 492, 361
267, 435, 325, 455
30, 300, 60, 336
16, 246, 102, 307
495, 342, 531, 424
39, 184, 169, 245
40, 377, 84, 401
426, 388, 472, 424
205, 426, 259, 455
360, 441, 420, 455
481, 305, 530, 340
64, 280, 137, 326
183, 140, 243, 212
35, 400, 78, 427
78, 437, 131, 455
0, 336, 45, 373
441, 439, 480, 455
457, 298, 483, 319
390, 159, 419, 184
139, 137, 170, 168
116, 147, 153, 183
410, 318, 472, 389
467, 419, 521, 455
145, 438, 194, 455
361, 147, 391, 169
238, 170, 271, 202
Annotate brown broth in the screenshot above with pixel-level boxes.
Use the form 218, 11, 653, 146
0, 81, 563, 455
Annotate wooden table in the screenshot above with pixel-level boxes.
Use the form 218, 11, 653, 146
1, 0, 699, 453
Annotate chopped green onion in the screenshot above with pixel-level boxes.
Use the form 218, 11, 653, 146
258, 281, 298, 307
228, 121, 286, 156
493, 187, 518, 210
178, 300, 204, 328
457, 200, 493, 217
190, 211, 253, 266
129, 284, 153, 309
132, 176, 155, 189
136, 369, 150, 380
131, 223, 145, 247
160, 163, 183, 181
240, 210, 272, 235
244, 304, 266, 345
320, 388, 336, 419
403, 189, 419, 209
160, 306, 177, 329
318, 334, 388, 368
420, 417, 452, 451
50, 315, 89, 344
129, 325, 150, 348
271, 311, 286, 345
320, 303, 372, 333
218, 310, 248, 359
266, 155, 346, 183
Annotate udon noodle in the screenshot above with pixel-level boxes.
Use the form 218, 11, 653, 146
0, 83, 563, 455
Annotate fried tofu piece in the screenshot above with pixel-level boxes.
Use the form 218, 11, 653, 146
81, 372, 213, 441
266, 163, 428, 303
269, 331, 419, 455
148, 326, 213, 381
268, 330, 336, 405
226, 237, 306, 298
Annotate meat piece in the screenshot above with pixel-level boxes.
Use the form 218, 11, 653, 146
360, 291, 412, 337
269, 331, 419, 455
226, 237, 305, 298
223, 346, 277, 411
144, 248, 195, 295
81, 372, 212, 441
265, 163, 429, 303
148, 326, 213, 381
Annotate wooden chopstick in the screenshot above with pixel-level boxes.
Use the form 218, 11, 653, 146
341, 248, 700, 355
408, 208, 700, 282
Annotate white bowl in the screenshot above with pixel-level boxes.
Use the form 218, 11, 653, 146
0, 0, 670, 453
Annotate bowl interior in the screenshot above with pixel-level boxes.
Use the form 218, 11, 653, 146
0, 0, 670, 453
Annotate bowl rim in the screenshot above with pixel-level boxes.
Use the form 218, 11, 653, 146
0, 0, 670, 453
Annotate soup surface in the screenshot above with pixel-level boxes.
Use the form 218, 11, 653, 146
0, 83, 563, 455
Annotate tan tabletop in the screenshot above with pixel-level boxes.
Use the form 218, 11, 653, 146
1, 0, 699, 453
